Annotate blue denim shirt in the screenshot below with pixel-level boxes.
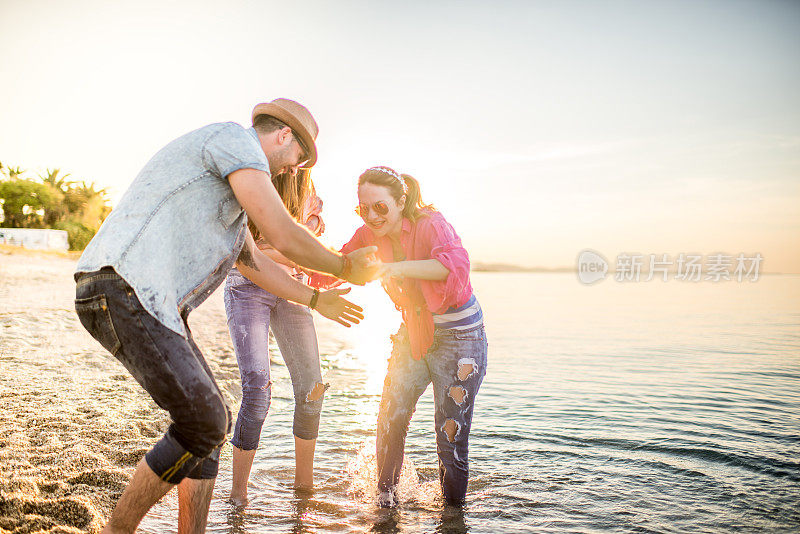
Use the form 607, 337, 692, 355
76, 122, 268, 337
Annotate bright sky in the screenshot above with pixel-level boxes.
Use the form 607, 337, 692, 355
1, 0, 799, 272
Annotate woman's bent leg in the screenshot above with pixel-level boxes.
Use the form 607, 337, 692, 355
223, 275, 277, 504
270, 298, 325, 488
376, 327, 431, 505
427, 326, 488, 505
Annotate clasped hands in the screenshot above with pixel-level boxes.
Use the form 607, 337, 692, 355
343, 247, 408, 285
313, 247, 403, 328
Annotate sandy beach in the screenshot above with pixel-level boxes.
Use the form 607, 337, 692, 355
0, 248, 243, 533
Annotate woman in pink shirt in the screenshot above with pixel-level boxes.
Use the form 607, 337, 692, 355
314, 166, 487, 506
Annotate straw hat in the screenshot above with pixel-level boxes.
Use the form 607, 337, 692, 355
252, 98, 319, 168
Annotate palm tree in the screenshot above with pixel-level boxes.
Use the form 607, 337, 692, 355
69, 181, 111, 229
75, 181, 109, 200
40, 168, 73, 192
39, 169, 71, 225
6, 166, 25, 180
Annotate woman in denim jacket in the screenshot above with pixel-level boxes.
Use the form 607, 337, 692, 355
224, 169, 327, 505
313, 166, 487, 507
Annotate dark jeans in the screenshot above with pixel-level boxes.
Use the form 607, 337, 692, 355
74, 268, 230, 483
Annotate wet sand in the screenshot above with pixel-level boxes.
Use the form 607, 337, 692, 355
0, 248, 242, 533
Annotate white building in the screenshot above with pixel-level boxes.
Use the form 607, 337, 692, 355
0, 228, 69, 251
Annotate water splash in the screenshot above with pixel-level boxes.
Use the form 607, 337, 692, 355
346, 437, 441, 508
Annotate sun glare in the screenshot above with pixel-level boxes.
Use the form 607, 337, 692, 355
343, 282, 401, 394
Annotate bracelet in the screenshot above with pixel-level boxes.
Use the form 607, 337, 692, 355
337, 254, 352, 280
309, 288, 320, 310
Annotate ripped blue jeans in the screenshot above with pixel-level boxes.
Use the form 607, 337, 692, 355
223, 268, 325, 449
376, 323, 488, 504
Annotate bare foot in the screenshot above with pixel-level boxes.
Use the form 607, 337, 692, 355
377, 490, 397, 508
228, 492, 248, 507
293, 483, 314, 495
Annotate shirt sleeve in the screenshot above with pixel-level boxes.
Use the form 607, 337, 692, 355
339, 226, 371, 254
418, 214, 471, 313
202, 123, 269, 180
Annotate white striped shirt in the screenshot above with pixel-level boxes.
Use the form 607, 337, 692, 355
432, 294, 484, 331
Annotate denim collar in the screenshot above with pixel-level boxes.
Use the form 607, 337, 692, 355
246, 126, 260, 144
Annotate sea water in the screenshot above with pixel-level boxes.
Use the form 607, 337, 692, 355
140, 273, 800, 533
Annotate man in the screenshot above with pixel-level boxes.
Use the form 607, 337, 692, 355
74, 98, 378, 533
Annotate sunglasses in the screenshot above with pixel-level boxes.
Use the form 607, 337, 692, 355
355, 201, 389, 218
290, 131, 310, 166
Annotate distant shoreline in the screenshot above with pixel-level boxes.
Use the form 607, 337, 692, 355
471, 262, 573, 273
0, 246, 794, 275
470, 262, 796, 276
471, 268, 796, 275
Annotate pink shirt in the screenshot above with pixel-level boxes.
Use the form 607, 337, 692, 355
312, 209, 473, 360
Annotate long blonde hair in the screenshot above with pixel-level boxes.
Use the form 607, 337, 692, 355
249, 168, 314, 240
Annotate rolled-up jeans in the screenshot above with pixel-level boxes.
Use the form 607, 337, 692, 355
376, 323, 488, 505
223, 268, 325, 450
74, 268, 230, 484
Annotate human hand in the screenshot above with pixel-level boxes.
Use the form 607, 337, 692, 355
344, 246, 381, 285
303, 195, 324, 235
305, 214, 325, 236
314, 287, 364, 327
309, 195, 323, 214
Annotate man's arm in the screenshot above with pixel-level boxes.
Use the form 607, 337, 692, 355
235, 231, 364, 327
236, 230, 314, 305
256, 242, 297, 269
229, 168, 371, 280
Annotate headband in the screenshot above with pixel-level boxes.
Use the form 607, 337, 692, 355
367, 166, 406, 192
